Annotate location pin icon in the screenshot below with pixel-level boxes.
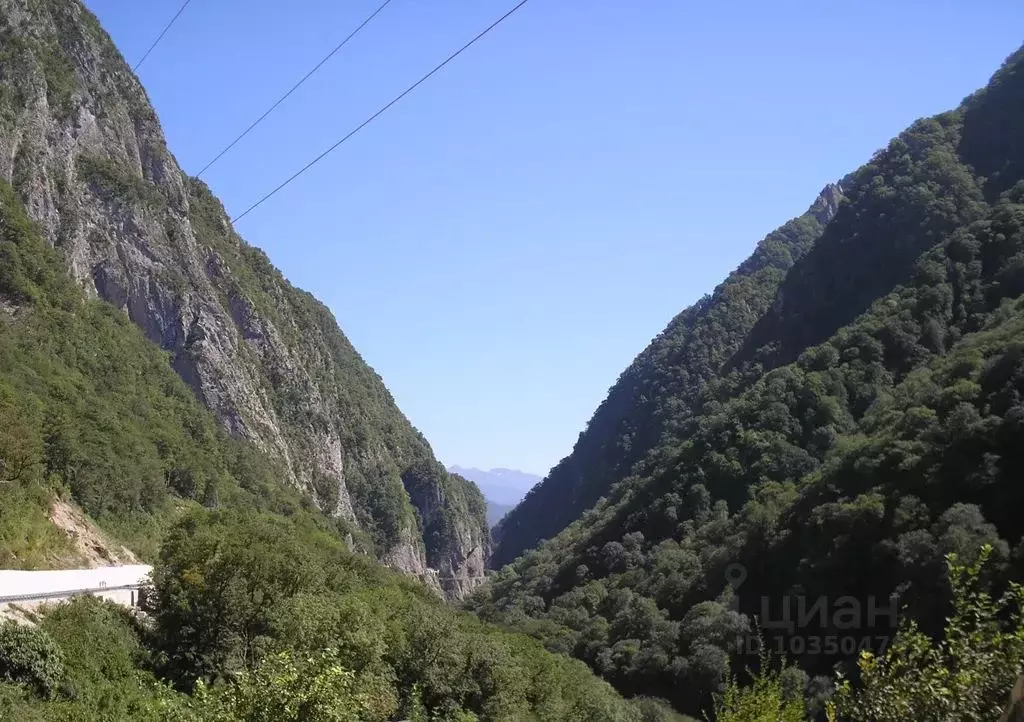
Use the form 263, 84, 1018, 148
725, 563, 748, 591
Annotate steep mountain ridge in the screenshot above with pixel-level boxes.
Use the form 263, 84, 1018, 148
473, 46, 1024, 714
733, 114, 983, 373
0, 0, 487, 596
493, 182, 843, 566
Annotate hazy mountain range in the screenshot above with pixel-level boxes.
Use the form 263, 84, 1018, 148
447, 466, 541, 526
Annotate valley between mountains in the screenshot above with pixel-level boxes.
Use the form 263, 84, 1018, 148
1, 1, 1024, 720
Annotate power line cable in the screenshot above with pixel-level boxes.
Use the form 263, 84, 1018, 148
133, 0, 193, 72
231, 0, 532, 224
197, 0, 395, 178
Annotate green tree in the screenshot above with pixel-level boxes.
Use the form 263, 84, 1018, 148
830, 545, 1024, 721
193, 649, 396, 722
0, 387, 41, 485
710, 663, 805, 722
150, 511, 322, 684
0, 621, 65, 699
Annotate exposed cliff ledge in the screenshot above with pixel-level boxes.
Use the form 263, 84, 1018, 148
0, 0, 488, 595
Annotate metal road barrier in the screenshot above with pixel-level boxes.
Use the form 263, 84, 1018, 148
0, 584, 145, 607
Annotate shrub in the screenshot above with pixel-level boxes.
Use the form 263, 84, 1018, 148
709, 651, 805, 722
0, 621, 66, 699
75, 153, 165, 210
829, 544, 1024, 721
189, 649, 398, 722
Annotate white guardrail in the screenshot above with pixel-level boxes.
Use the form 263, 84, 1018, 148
0, 565, 152, 608
0, 584, 144, 605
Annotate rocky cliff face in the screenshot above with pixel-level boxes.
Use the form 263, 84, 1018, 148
0, 0, 488, 595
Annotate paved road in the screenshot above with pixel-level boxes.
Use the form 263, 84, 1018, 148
0, 565, 152, 611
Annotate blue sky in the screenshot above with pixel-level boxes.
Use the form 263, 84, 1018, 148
85, 0, 1024, 476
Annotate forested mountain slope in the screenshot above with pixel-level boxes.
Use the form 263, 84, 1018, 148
472, 46, 1024, 716
493, 181, 843, 566
0, 0, 486, 595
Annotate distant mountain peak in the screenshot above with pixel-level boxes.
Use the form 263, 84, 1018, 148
447, 466, 541, 512
448, 465, 540, 480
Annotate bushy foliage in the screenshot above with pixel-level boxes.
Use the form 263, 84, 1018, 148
0, 509, 659, 721
0, 482, 77, 569
830, 545, 1024, 722
144, 509, 648, 721
711, 661, 805, 722
39, 596, 155, 710
0, 622, 65, 699
706, 550, 1024, 721
0, 597, 182, 721
182, 649, 398, 722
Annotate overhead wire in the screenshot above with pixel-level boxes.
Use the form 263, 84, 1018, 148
133, 0, 193, 72
230, 0, 533, 224
196, 0, 395, 178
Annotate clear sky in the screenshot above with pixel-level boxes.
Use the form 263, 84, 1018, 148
84, 0, 1023, 476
